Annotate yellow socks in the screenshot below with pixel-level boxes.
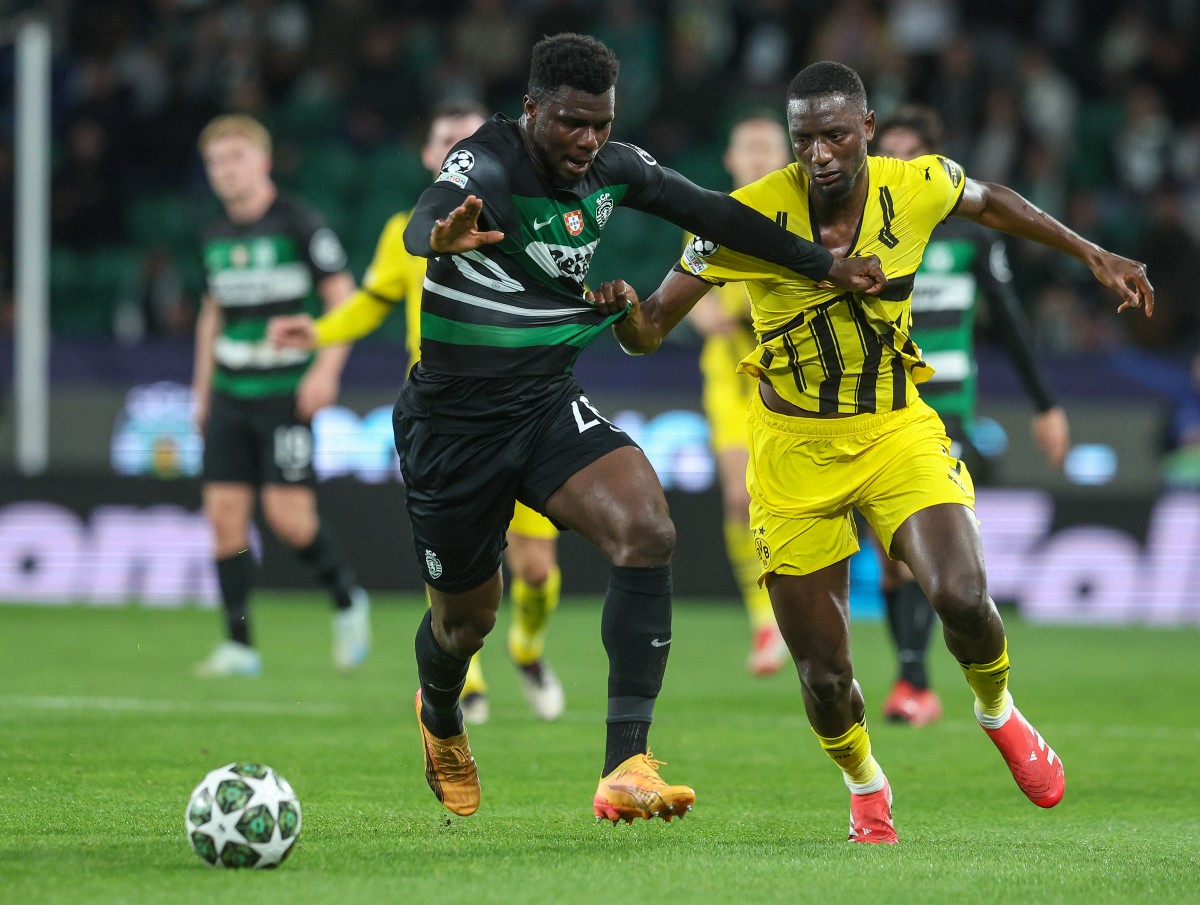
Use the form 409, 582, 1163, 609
725, 519, 775, 630
461, 652, 487, 697
815, 720, 885, 793
959, 639, 1013, 722
507, 566, 561, 665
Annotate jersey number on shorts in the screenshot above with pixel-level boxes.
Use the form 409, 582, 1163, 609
273, 425, 313, 481
571, 395, 622, 434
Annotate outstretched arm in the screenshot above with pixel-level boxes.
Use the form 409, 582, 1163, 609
588, 269, 716, 355
955, 178, 1154, 316
403, 190, 505, 257
635, 168, 887, 294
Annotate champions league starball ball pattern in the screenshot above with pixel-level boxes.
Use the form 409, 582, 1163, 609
185, 762, 301, 869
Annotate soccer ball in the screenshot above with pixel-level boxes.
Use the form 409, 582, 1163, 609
185, 762, 301, 868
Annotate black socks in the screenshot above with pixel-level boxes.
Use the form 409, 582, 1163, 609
295, 523, 358, 610
216, 549, 255, 646
885, 579, 937, 689
601, 565, 672, 775
414, 609, 470, 739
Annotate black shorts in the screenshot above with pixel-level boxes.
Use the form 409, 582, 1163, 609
394, 372, 638, 592
202, 391, 315, 486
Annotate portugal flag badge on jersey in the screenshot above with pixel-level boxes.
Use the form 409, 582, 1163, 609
564, 210, 584, 236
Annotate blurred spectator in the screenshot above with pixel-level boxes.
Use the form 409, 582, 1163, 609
1113, 82, 1174, 196
1132, 184, 1200, 350
0, 0, 1192, 361
451, 0, 529, 110
51, 115, 126, 250
344, 17, 425, 149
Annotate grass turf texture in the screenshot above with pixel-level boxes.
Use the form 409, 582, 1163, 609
1, 595, 1197, 904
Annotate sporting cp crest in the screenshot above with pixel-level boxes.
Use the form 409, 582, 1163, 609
594, 193, 614, 229
563, 209, 584, 236
424, 548, 443, 580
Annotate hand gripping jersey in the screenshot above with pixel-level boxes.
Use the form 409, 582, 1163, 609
201, 193, 348, 398
405, 114, 834, 379
681, 154, 966, 416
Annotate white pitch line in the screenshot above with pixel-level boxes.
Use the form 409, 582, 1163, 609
0, 695, 346, 716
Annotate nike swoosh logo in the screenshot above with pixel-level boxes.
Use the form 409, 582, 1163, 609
650, 638, 671, 647
532, 216, 555, 230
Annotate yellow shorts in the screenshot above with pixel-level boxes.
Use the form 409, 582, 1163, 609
747, 393, 974, 581
701, 337, 757, 452
509, 501, 559, 540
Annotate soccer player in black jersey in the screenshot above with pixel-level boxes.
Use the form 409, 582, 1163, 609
192, 115, 370, 678
871, 104, 1072, 728
587, 62, 1152, 841
398, 33, 887, 821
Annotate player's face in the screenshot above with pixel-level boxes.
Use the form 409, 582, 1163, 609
523, 87, 615, 186
202, 135, 271, 205
787, 95, 875, 204
876, 126, 928, 162
724, 119, 791, 189
421, 114, 487, 177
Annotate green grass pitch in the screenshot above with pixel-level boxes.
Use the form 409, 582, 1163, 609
1, 595, 1197, 904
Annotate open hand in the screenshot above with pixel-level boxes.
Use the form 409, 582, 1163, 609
429, 195, 506, 254
267, 314, 317, 350
824, 255, 888, 295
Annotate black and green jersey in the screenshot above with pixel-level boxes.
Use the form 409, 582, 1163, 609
201, 194, 347, 399
911, 219, 1056, 438
910, 235, 979, 431
402, 114, 833, 382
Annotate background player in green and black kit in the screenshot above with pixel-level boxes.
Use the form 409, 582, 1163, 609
869, 105, 1071, 725
191, 114, 370, 678
399, 33, 887, 821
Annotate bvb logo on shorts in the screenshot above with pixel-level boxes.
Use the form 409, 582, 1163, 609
424, 548, 443, 580
754, 535, 771, 568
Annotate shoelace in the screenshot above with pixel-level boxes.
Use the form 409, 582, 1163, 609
432, 738, 475, 782
623, 752, 668, 784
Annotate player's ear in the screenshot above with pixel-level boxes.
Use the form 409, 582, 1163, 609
523, 95, 538, 123
863, 111, 876, 142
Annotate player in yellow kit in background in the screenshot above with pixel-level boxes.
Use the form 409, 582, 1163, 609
269, 103, 564, 722
687, 113, 792, 675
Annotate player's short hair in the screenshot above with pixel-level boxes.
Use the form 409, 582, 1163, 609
197, 114, 272, 155
528, 33, 619, 102
877, 104, 943, 153
729, 109, 787, 133
786, 62, 868, 113
430, 101, 489, 128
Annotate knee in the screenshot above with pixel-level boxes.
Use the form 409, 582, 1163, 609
516, 561, 553, 588
206, 511, 247, 555
268, 514, 315, 550
608, 512, 675, 568
924, 568, 991, 633
436, 609, 495, 659
798, 660, 856, 713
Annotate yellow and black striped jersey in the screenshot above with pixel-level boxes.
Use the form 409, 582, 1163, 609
680, 154, 965, 415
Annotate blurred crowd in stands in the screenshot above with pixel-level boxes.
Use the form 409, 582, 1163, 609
1, 0, 1199, 359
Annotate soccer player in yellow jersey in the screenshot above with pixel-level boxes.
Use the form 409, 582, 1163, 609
587, 61, 1154, 843
269, 103, 566, 724
689, 114, 792, 675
